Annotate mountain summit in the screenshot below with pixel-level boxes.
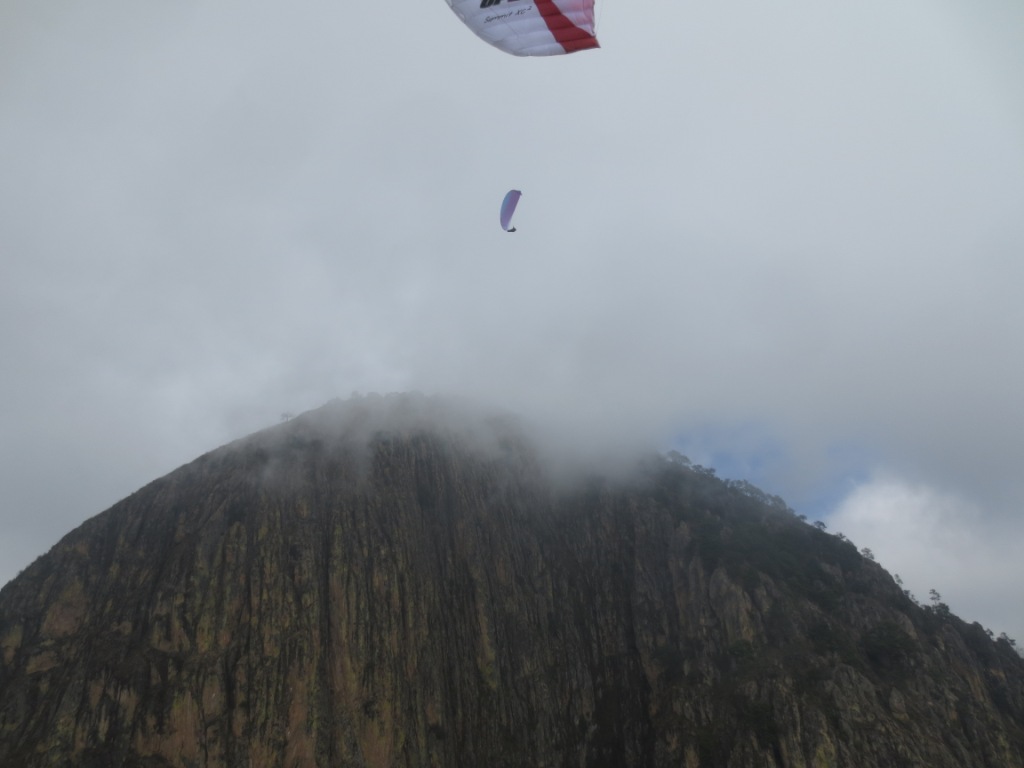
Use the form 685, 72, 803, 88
2, 394, 1023, 767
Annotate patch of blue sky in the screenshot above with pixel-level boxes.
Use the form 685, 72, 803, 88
668, 423, 873, 524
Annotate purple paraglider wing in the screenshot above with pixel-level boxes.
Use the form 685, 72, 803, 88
500, 190, 521, 232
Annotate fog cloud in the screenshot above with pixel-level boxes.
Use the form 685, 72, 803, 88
2, 0, 1023, 639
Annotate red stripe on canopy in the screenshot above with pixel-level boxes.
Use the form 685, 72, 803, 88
534, 0, 599, 53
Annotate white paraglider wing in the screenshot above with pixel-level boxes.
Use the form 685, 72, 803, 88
445, 0, 599, 57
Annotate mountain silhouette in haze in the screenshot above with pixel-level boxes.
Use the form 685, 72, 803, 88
1, 393, 1023, 767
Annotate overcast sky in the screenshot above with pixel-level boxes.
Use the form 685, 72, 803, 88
2, 0, 1023, 641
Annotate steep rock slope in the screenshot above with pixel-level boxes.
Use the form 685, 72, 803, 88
1, 394, 1023, 767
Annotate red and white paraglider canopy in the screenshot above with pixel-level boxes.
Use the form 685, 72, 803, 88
446, 0, 599, 57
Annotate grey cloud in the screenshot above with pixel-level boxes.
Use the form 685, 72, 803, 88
2, 0, 1023, 649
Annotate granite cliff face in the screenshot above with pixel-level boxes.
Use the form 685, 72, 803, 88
2, 395, 1023, 767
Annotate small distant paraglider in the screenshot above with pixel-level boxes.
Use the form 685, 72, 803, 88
445, 0, 599, 57
500, 190, 521, 232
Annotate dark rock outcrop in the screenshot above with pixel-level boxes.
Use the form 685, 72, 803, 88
2, 394, 1023, 767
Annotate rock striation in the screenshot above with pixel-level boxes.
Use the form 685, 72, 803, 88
1, 394, 1023, 767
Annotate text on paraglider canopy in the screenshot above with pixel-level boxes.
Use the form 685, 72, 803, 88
480, 0, 523, 8
483, 4, 533, 22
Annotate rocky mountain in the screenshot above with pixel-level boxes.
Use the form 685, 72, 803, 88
2, 394, 1023, 767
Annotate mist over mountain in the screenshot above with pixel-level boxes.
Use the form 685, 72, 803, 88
1, 393, 1022, 767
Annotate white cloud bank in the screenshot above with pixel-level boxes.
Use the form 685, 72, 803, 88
829, 475, 1024, 644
